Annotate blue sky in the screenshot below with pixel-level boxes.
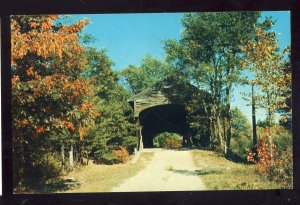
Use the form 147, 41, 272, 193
73, 11, 291, 124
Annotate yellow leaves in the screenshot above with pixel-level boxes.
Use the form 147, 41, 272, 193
12, 75, 20, 86
26, 67, 41, 80
80, 102, 90, 112
240, 60, 249, 69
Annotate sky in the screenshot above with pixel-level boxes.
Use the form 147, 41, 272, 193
73, 11, 291, 124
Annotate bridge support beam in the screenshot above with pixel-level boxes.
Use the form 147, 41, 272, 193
136, 117, 143, 151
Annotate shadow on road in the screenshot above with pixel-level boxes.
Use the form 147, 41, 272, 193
169, 168, 223, 176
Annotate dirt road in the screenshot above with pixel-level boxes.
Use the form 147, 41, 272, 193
111, 148, 206, 192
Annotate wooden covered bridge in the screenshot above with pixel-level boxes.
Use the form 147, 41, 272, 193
128, 75, 211, 150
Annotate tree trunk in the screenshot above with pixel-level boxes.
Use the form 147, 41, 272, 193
69, 144, 74, 171
252, 83, 257, 146
252, 83, 258, 160
61, 143, 65, 171
216, 114, 223, 151
225, 85, 232, 155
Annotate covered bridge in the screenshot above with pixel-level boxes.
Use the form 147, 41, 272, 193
128, 75, 211, 150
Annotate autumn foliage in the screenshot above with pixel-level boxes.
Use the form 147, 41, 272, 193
247, 128, 293, 188
11, 15, 98, 189
112, 146, 130, 163
240, 28, 291, 124
11, 15, 97, 139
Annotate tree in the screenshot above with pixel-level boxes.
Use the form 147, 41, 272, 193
11, 15, 98, 189
231, 107, 251, 139
278, 46, 292, 132
83, 47, 136, 164
121, 54, 173, 95
164, 12, 268, 153
240, 28, 291, 133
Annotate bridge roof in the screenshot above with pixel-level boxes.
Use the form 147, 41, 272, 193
128, 83, 170, 117
128, 75, 202, 117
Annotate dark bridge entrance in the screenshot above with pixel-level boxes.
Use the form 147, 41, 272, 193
139, 104, 188, 148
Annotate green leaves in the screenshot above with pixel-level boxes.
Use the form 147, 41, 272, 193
121, 54, 173, 95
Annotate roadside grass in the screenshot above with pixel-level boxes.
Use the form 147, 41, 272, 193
47, 152, 154, 193
192, 150, 281, 190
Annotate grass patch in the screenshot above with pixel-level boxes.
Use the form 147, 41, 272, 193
47, 152, 154, 193
192, 150, 281, 190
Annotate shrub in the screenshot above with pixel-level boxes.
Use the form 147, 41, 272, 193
247, 128, 293, 188
94, 150, 118, 165
112, 146, 130, 163
163, 138, 182, 149
272, 125, 292, 153
230, 135, 252, 162
153, 132, 182, 149
14, 152, 63, 192
122, 136, 137, 154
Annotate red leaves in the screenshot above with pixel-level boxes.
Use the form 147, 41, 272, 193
247, 128, 290, 180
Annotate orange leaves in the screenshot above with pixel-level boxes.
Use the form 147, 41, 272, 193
26, 67, 41, 80
41, 22, 50, 31
112, 146, 130, 163
30, 22, 38, 29
80, 102, 95, 113
49, 14, 59, 20
61, 19, 89, 34
11, 15, 87, 62
11, 15, 98, 146
64, 120, 76, 133
23, 119, 29, 125
79, 127, 87, 141
36, 126, 45, 134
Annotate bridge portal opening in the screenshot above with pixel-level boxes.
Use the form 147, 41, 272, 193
139, 104, 189, 148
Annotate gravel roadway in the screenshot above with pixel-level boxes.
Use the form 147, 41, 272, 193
111, 148, 206, 192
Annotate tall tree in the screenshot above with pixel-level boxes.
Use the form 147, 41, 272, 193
83, 47, 136, 162
121, 54, 173, 95
164, 12, 270, 153
240, 28, 291, 132
11, 15, 98, 189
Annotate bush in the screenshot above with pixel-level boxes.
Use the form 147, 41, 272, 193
230, 135, 252, 162
153, 132, 183, 149
247, 129, 293, 188
94, 150, 118, 165
272, 125, 292, 153
14, 152, 63, 192
163, 139, 182, 149
112, 146, 130, 163
122, 136, 137, 154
